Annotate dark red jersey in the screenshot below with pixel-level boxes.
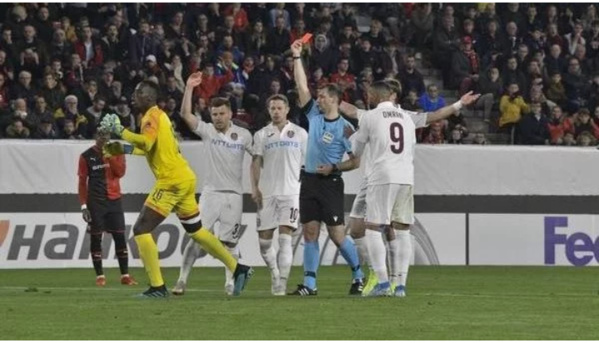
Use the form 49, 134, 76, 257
78, 145, 126, 206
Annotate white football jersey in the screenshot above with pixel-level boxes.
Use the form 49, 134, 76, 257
253, 122, 308, 197
193, 121, 253, 194
353, 101, 418, 186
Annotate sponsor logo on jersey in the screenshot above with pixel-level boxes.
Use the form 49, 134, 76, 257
231, 132, 238, 141
287, 130, 295, 138
322, 131, 334, 144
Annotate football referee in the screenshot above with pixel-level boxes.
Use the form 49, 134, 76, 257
288, 39, 364, 296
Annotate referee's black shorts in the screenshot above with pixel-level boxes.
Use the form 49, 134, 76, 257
88, 198, 125, 233
300, 173, 345, 226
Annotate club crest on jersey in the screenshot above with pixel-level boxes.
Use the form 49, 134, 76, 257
287, 130, 295, 138
230, 132, 238, 141
322, 131, 334, 144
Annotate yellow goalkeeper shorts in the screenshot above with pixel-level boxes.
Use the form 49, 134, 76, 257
144, 178, 199, 218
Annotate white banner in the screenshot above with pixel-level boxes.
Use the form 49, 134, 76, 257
469, 214, 599, 266
2, 141, 599, 195
0, 213, 465, 269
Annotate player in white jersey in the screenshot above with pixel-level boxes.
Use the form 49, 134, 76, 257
251, 94, 308, 295
173, 72, 253, 296
352, 81, 479, 296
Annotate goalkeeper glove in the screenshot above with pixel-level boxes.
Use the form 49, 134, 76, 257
103, 141, 134, 157
100, 114, 125, 136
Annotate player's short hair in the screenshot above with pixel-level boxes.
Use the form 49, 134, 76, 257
369, 80, 392, 98
384, 79, 402, 101
210, 97, 231, 109
318, 84, 343, 103
137, 80, 160, 102
267, 94, 289, 107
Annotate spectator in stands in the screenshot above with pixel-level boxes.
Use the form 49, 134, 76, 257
245, 20, 267, 58
410, 3, 434, 52
54, 95, 88, 137
577, 131, 596, 146
518, 102, 550, 145
330, 58, 356, 103
310, 34, 337, 75
563, 57, 590, 113
451, 36, 480, 95
524, 5, 543, 35
499, 82, 530, 129
380, 40, 403, 77
18, 24, 48, 75
574, 108, 599, 139
546, 24, 565, 51
0, 72, 10, 113
41, 73, 65, 112
477, 19, 504, 69
545, 44, 567, 76
49, 29, 74, 65
565, 20, 586, 56
27, 96, 51, 132
586, 20, 599, 59
502, 56, 527, 93
421, 121, 446, 144
548, 105, 571, 145
419, 84, 445, 112
74, 26, 104, 70
84, 96, 106, 137
472, 132, 487, 145
502, 3, 526, 30
32, 116, 57, 139
269, 3, 291, 29
309, 67, 329, 97
5, 118, 30, 139
447, 126, 466, 144
129, 20, 159, 68
266, 16, 291, 56
402, 89, 423, 112
476, 67, 502, 120
545, 72, 567, 108
433, 15, 460, 87
101, 23, 127, 63
60, 118, 82, 139
11, 71, 36, 108
398, 55, 425, 97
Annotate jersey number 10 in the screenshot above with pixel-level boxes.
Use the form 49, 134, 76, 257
389, 122, 404, 154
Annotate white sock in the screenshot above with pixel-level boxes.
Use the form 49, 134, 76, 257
388, 237, 400, 285
395, 230, 412, 287
365, 229, 389, 283
259, 238, 279, 279
353, 237, 370, 269
178, 240, 202, 284
277, 234, 293, 288
224, 245, 239, 287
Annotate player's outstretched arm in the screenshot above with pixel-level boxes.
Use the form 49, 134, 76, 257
425, 91, 480, 124
181, 72, 202, 131
291, 40, 311, 107
339, 101, 358, 119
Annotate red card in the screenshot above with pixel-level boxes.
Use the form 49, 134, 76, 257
300, 33, 313, 44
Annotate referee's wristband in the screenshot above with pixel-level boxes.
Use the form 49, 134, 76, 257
293, 56, 301, 60
81, 204, 87, 210
331, 164, 340, 173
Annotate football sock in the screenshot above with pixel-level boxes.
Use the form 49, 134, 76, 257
189, 228, 237, 272
278, 234, 293, 287
259, 238, 279, 278
354, 236, 370, 269
112, 230, 129, 275
303, 240, 319, 290
388, 237, 400, 285
365, 229, 389, 283
178, 240, 202, 284
395, 229, 412, 287
224, 245, 239, 287
134, 233, 163, 287
90, 232, 103, 276
339, 237, 364, 280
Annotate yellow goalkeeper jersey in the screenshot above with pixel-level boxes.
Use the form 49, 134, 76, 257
122, 105, 195, 182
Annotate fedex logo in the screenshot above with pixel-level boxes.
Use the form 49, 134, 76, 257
544, 216, 599, 266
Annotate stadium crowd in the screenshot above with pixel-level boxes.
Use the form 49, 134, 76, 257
1, 3, 599, 146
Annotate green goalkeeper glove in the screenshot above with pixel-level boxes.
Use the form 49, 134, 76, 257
103, 141, 134, 158
100, 114, 124, 136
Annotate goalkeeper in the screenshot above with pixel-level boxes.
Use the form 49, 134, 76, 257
101, 81, 253, 297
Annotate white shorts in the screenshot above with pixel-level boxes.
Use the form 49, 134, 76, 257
349, 180, 367, 219
365, 184, 414, 225
200, 191, 243, 244
257, 195, 300, 231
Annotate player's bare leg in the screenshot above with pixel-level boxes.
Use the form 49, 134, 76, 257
391, 221, 411, 297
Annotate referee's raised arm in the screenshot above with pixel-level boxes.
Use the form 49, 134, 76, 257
291, 40, 311, 108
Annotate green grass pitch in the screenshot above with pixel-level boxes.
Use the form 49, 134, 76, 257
1, 266, 598, 340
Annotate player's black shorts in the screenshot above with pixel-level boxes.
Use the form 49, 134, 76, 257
88, 198, 125, 233
300, 173, 345, 226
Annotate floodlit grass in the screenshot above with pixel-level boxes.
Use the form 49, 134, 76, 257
1, 266, 598, 340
